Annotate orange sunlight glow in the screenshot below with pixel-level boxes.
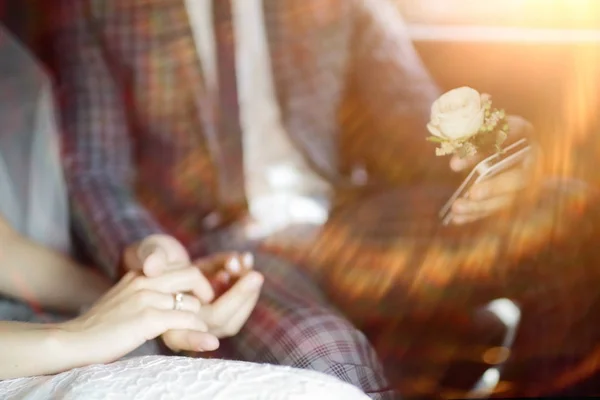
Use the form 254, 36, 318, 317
400, 0, 600, 29
547, 46, 600, 178
541, 0, 600, 179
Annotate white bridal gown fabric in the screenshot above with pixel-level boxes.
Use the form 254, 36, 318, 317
0, 26, 369, 400
0, 356, 370, 400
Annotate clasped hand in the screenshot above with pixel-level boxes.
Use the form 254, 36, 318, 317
125, 235, 264, 353
62, 235, 263, 365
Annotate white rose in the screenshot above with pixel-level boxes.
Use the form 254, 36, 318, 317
427, 87, 486, 141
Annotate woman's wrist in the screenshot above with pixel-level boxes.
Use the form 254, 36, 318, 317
51, 320, 100, 370
0, 322, 88, 380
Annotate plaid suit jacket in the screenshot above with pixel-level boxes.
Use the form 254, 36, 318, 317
55, 0, 443, 274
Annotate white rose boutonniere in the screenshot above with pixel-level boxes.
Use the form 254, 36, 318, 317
427, 87, 509, 158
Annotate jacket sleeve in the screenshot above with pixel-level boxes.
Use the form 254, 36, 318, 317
55, 0, 165, 278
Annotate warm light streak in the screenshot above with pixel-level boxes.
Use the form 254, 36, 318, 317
399, 0, 600, 30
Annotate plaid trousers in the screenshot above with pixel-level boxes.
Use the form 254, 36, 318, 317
203, 250, 395, 400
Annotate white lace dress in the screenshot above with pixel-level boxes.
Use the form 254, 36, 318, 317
0, 356, 369, 400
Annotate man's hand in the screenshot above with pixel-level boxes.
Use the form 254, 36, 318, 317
156, 252, 262, 345
449, 115, 536, 225
122, 235, 262, 351
123, 234, 215, 303
195, 253, 263, 338
194, 252, 255, 298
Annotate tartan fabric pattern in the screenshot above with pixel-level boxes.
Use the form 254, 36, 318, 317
54, 0, 442, 278
53, 0, 407, 397
205, 251, 394, 400
52, 0, 600, 397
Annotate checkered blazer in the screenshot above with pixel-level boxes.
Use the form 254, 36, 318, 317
55, 0, 443, 274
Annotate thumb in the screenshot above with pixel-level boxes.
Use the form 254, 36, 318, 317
141, 249, 169, 277
141, 250, 190, 277
450, 154, 479, 172
137, 235, 191, 276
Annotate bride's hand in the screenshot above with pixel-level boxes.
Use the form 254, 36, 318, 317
124, 235, 262, 349
449, 115, 536, 225
58, 268, 219, 365
156, 253, 263, 347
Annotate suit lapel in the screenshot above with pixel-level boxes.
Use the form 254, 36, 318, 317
106, 0, 221, 212
119, 0, 247, 210
171, 0, 246, 212
116, 0, 353, 201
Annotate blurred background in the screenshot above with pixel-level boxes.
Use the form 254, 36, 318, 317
0, 0, 599, 396
399, 0, 600, 181
4, 0, 599, 151
3, 0, 600, 136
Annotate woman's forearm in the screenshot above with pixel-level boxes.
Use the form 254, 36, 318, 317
0, 233, 112, 313
0, 321, 84, 380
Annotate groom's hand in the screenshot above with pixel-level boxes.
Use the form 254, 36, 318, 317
123, 237, 262, 348
449, 115, 536, 225
153, 252, 262, 342
123, 235, 216, 352
193, 252, 262, 338
122, 234, 215, 302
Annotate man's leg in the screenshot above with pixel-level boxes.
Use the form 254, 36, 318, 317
218, 251, 395, 400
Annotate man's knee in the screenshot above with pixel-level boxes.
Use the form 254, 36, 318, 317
268, 309, 389, 391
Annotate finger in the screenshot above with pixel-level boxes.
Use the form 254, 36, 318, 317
142, 250, 169, 277
217, 290, 260, 338
146, 260, 193, 278
241, 252, 254, 271
193, 252, 239, 275
98, 271, 141, 306
139, 267, 215, 304
162, 330, 220, 353
201, 272, 263, 328
223, 253, 254, 277
114, 271, 139, 289
210, 270, 232, 299
506, 115, 534, 139
141, 309, 208, 340
450, 153, 481, 172
194, 252, 253, 277
452, 213, 487, 225
137, 235, 191, 276
451, 195, 514, 223
131, 290, 202, 314
468, 169, 528, 201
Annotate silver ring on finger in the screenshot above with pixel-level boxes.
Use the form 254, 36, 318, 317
173, 292, 184, 311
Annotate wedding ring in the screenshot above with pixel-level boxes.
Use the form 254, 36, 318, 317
173, 292, 184, 311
